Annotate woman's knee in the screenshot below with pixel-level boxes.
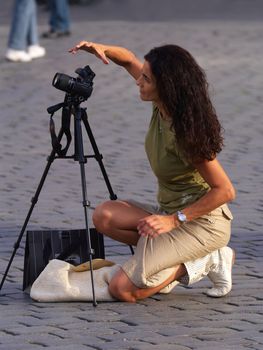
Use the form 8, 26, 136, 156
92, 201, 113, 232
108, 282, 136, 303
108, 270, 137, 303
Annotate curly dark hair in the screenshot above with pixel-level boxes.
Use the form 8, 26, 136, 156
144, 45, 224, 163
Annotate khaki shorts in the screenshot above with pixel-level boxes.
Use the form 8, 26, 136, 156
122, 200, 233, 288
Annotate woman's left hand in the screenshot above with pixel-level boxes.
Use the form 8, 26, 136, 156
137, 214, 179, 238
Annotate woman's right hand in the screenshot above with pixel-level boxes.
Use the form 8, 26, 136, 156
68, 41, 110, 64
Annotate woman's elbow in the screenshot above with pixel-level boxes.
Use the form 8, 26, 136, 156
226, 184, 236, 202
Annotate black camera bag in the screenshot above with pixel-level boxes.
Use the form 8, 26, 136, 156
23, 228, 104, 290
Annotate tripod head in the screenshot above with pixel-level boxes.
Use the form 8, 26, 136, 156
47, 65, 96, 157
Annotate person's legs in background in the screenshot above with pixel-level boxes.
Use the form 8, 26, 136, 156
6, 0, 45, 62
27, 0, 46, 59
52, 0, 70, 33
27, 0, 39, 46
43, 0, 71, 38
7, 0, 32, 55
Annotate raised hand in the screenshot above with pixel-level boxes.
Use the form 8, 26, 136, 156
68, 41, 109, 64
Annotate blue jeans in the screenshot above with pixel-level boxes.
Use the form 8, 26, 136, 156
8, 0, 38, 50
49, 0, 70, 32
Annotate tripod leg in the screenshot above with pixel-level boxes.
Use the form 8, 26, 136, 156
81, 110, 117, 200
75, 108, 97, 306
0, 128, 64, 291
81, 109, 134, 255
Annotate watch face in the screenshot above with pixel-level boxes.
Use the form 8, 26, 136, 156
178, 212, 187, 222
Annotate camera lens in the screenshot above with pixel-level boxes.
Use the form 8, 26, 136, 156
52, 73, 75, 93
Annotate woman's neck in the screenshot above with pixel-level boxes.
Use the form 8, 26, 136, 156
156, 103, 171, 121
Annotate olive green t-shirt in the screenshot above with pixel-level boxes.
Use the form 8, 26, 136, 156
145, 106, 210, 213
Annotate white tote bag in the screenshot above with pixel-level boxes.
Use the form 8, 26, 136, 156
30, 259, 120, 302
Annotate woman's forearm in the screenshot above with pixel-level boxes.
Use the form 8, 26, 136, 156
180, 186, 235, 223
69, 41, 142, 78
180, 158, 236, 222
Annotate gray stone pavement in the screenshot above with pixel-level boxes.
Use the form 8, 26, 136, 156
0, 1, 263, 349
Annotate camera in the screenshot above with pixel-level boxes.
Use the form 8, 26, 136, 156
52, 65, 95, 100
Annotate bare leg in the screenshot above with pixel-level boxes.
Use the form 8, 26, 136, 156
109, 264, 187, 302
93, 201, 234, 300
92, 200, 151, 246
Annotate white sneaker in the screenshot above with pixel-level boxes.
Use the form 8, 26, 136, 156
5, 49, 32, 62
206, 247, 235, 297
28, 45, 46, 59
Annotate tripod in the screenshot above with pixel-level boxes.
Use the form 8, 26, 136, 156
0, 94, 133, 307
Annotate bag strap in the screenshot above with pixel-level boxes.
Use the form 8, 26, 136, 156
49, 105, 72, 156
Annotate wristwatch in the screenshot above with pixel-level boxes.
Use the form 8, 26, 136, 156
176, 211, 187, 224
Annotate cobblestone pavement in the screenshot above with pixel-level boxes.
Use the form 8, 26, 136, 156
0, 1, 263, 349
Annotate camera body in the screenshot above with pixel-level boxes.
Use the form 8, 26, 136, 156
52, 65, 95, 100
